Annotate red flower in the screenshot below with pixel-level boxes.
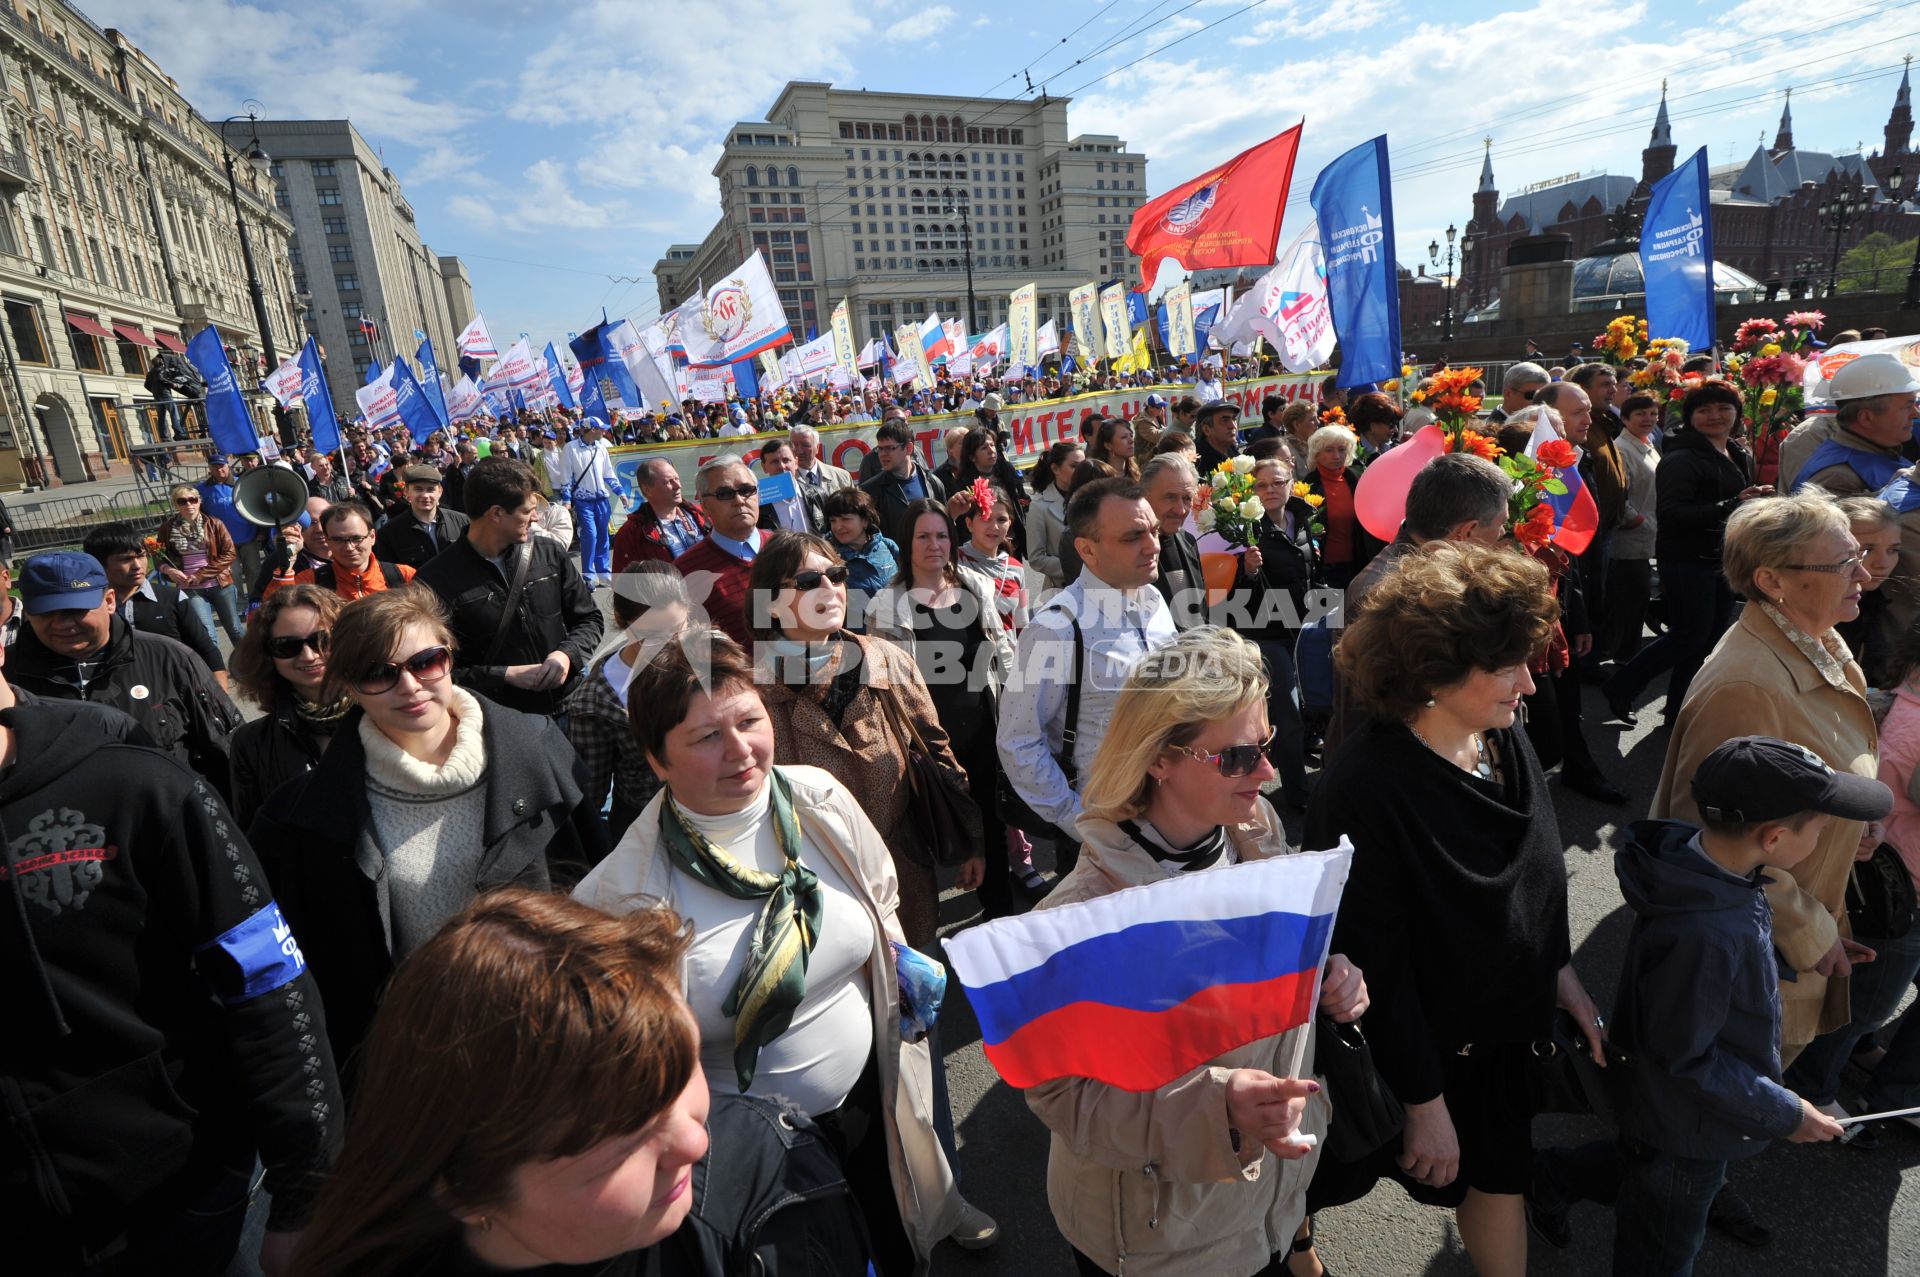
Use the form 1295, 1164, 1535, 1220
1535, 439, 1578, 469
1514, 503, 1557, 548
1457, 430, 1504, 460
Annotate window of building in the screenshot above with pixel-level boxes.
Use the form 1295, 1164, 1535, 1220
311, 160, 336, 177
766, 166, 779, 187
133, 256, 148, 295
68, 315, 105, 371
274, 188, 289, 209
336, 273, 359, 291
60, 227, 82, 276
322, 216, 347, 235
116, 331, 146, 376
341, 303, 363, 319
328, 244, 353, 262
316, 188, 342, 205
5, 297, 46, 363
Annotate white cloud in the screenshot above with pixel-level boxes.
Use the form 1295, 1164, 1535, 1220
450, 159, 622, 232
884, 6, 956, 42
1232, 0, 1398, 45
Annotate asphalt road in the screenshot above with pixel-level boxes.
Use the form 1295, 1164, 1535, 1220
925, 676, 1920, 1277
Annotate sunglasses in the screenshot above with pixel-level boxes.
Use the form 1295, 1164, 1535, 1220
706, 483, 758, 502
266, 630, 331, 660
174, 496, 200, 506
357, 645, 452, 694
792, 564, 850, 590
1169, 727, 1278, 778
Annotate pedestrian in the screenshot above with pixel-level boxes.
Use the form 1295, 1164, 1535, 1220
270, 500, 417, 601
1300, 425, 1378, 590
84, 521, 230, 686
671, 456, 767, 648
155, 481, 245, 645
372, 463, 470, 569
612, 457, 710, 569
1023, 440, 1085, 594
1235, 454, 1318, 808
564, 419, 621, 587
1603, 393, 1661, 664
199, 453, 266, 599
859, 420, 948, 549
821, 485, 896, 632
225, 582, 348, 828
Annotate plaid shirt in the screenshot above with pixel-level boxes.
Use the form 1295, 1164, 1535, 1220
563, 652, 661, 820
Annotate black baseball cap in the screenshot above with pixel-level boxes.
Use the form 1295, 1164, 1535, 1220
1692, 736, 1892, 825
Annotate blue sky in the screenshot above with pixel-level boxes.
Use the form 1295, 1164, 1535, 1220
86, 0, 1920, 350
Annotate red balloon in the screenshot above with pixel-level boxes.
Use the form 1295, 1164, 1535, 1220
1352, 425, 1449, 542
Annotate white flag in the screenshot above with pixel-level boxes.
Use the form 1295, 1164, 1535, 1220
456, 314, 498, 360
612, 318, 678, 409
260, 354, 305, 408
1036, 318, 1060, 358
448, 375, 484, 422
687, 253, 793, 367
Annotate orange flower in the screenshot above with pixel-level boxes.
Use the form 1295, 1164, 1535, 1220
1535, 438, 1578, 469
1514, 503, 1556, 548
1456, 430, 1504, 460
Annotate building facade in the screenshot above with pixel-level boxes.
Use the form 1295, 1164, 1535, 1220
655, 81, 1149, 349
254, 119, 469, 418
1461, 73, 1920, 315
0, 0, 300, 487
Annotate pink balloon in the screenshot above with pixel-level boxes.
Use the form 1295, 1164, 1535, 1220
1353, 425, 1449, 542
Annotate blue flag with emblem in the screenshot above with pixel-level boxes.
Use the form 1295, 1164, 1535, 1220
298, 337, 340, 454
732, 358, 760, 401
387, 355, 443, 445
544, 342, 578, 410
415, 338, 451, 429
1641, 146, 1716, 353
185, 327, 261, 457
580, 371, 609, 421
1309, 135, 1401, 388
570, 315, 641, 409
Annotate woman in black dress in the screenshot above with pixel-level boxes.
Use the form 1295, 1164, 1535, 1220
1302, 541, 1607, 1277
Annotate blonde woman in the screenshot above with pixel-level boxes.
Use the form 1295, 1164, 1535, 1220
1301, 425, 1376, 588
156, 482, 243, 645
1027, 626, 1367, 1277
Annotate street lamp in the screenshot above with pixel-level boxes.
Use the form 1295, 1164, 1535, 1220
1889, 168, 1920, 309
219, 105, 293, 446
942, 185, 978, 336
1427, 223, 1459, 342
1818, 179, 1862, 298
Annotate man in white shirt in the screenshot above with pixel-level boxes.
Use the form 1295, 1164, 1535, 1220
562, 419, 621, 587
788, 425, 852, 495
755, 438, 824, 534
1192, 360, 1225, 405
998, 476, 1174, 875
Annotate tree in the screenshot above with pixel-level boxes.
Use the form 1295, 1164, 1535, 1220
1836, 232, 1917, 293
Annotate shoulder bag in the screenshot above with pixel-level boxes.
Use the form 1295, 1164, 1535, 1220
1312, 1015, 1404, 1163
484, 538, 535, 665
1847, 842, 1916, 940
876, 680, 983, 867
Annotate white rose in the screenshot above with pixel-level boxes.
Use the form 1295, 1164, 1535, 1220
1230, 454, 1257, 474
1239, 496, 1264, 521
1196, 506, 1217, 532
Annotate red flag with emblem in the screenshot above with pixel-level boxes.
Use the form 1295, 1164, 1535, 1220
1125, 124, 1303, 291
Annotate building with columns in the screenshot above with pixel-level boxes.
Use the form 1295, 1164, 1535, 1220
254, 119, 471, 416
1458, 70, 1920, 319
0, 0, 301, 487
655, 81, 1149, 349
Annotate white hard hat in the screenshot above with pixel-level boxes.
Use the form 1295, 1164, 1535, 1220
1828, 352, 1920, 401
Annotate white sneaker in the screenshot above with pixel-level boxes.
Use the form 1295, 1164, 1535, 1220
949, 1199, 1000, 1250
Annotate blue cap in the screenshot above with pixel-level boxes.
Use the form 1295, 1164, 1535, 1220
206, 453, 230, 466
1147, 393, 1167, 407
20, 551, 109, 614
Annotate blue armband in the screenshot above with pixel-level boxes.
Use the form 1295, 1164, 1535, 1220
199, 904, 307, 1004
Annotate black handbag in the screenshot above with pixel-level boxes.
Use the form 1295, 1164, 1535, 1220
1525, 1009, 1629, 1124
1846, 842, 1916, 940
996, 614, 1083, 842
879, 686, 983, 868
1313, 1015, 1404, 1163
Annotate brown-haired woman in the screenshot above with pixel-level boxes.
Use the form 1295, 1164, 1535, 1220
821, 484, 898, 630
575, 628, 995, 1271
1303, 542, 1605, 1277
248, 585, 607, 1066
1024, 439, 1086, 592
1087, 416, 1141, 483
285, 889, 873, 1277
746, 528, 983, 947
227, 582, 347, 828
157, 481, 244, 645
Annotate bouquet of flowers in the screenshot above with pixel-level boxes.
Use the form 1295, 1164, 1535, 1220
1421, 366, 1568, 547
1593, 315, 1649, 366
1290, 480, 1328, 539
1725, 310, 1819, 431
1628, 338, 1691, 408
1195, 456, 1262, 548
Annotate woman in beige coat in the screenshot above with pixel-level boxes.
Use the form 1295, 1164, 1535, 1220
1654, 489, 1880, 1063
573, 627, 993, 1273
1026, 626, 1368, 1277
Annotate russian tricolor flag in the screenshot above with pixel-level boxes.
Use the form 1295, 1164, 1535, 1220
919, 313, 952, 364
1523, 416, 1600, 555
946, 846, 1351, 1091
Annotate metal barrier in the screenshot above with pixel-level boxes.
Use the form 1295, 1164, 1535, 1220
11, 489, 168, 556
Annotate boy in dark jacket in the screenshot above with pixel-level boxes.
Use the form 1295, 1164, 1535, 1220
1612, 736, 1877, 1274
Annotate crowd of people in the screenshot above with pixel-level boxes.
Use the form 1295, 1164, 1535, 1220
5, 338, 1920, 1277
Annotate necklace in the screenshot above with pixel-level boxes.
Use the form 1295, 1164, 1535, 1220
1406, 720, 1495, 781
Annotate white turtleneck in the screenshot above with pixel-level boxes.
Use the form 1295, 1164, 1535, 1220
672, 783, 874, 1116
360, 687, 491, 956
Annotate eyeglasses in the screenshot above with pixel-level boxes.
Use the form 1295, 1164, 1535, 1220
706, 483, 758, 503
174, 496, 200, 506
1168, 728, 1278, 778
356, 645, 452, 694
266, 631, 331, 660
326, 531, 373, 548
1781, 549, 1870, 575
791, 564, 850, 590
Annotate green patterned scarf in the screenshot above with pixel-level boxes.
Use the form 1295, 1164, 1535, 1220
658, 768, 822, 1091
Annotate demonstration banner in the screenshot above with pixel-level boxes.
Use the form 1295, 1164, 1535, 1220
298, 337, 340, 454
1068, 284, 1104, 365
1311, 134, 1401, 389
417, 338, 452, 428
542, 342, 578, 411
1164, 282, 1196, 359
1009, 284, 1038, 368
1641, 146, 1716, 353
261, 353, 305, 409
686, 253, 793, 368
1099, 283, 1132, 360
457, 314, 498, 361
830, 298, 860, 375
606, 372, 1318, 497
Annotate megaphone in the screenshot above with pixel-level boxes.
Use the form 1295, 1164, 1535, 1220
234, 465, 311, 528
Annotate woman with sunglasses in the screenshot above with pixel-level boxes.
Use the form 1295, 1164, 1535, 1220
870, 497, 1018, 918
1029, 625, 1365, 1277
248, 585, 608, 1068
746, 529, 982, 948
156, 482, 244, 647
226, 583, 347, 828
1303, 543, 1600, 1277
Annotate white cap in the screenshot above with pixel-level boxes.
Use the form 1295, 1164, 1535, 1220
1828, 352, 1920, 401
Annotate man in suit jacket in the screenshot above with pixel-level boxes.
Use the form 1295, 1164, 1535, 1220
789, 424, 852, 495
373, 464, 472, 569
756, 437, 826, 535
1141, 453, 1206, 630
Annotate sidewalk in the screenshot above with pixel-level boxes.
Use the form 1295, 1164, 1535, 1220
7, 471, 154, 514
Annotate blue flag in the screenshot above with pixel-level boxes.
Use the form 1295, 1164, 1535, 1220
544, 342, 578, 410
1126, 290, 1149, 329
580, 372, 608, 422
298, 337, 340, 454
1642, 146, 1716, 353
388, 356, 444, 446
416, 338, 451, 429
185, 327, 260, 457
732, 358, 760, 401
364, 357, 384, 385
459, 353, 481, 380
570, 317, 640, 409
1310, 135, 1401, 388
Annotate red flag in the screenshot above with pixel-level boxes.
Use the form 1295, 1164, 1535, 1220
1125, 124, 1303, 290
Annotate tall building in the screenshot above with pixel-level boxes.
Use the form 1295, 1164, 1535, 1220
1460, 75, 1920, 318
654, 82, 1149, 348
0, 1, 300, 486
254, 119, 470, 417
